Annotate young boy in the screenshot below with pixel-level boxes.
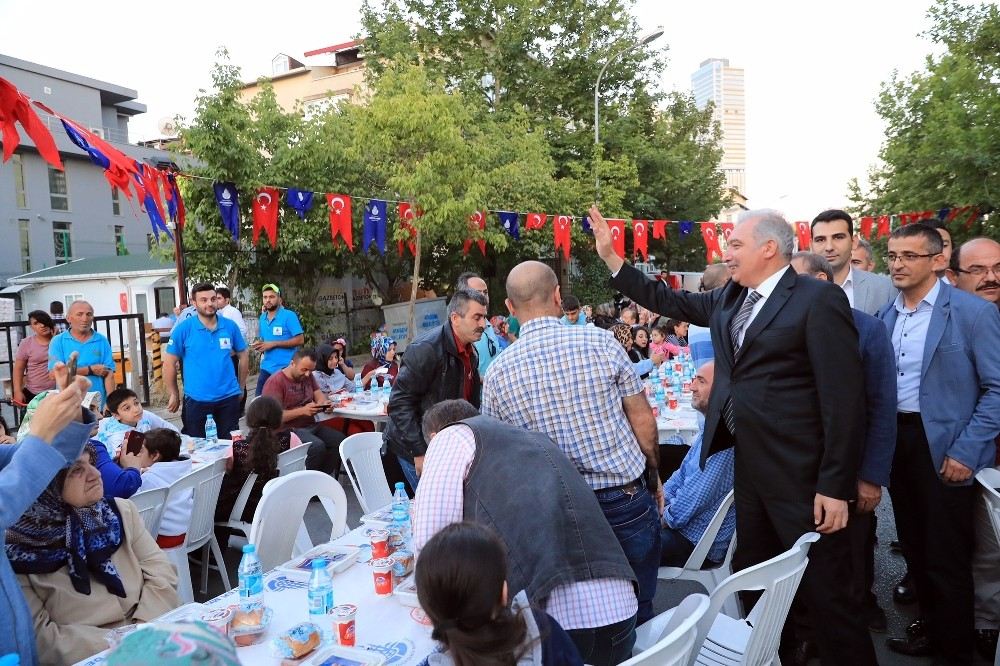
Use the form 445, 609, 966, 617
94, 387, 179, 456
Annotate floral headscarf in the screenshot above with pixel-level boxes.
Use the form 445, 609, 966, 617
371, 336, 397, 365
5, 444, 125, 597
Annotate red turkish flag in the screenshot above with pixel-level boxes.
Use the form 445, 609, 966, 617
607, 219, 626, 259
525, 212, 547, 230
397, 203, 419, 256
463, 211, 487, 256
326, 193, 353, 250
795, 221, 811, 250
719, 222, 734, 242
652, 220, 668, 240
876, 215, 890, 238
632, 220, 649, 261
860, 216, 874, 239
252, 187, 280, 248
553, 214, 571, 260
701, 223, 722, 263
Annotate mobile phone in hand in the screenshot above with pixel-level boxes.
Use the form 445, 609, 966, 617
124, 430, 145, 457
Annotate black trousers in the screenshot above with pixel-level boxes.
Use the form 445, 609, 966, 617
891, 415, 975, 664
733, 476, 877, 666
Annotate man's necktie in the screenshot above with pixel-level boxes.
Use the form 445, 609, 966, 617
723, 290, 762, 435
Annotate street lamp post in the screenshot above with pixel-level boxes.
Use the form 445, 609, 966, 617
593, 27, 664, 200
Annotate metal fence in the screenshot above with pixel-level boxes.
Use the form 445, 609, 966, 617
0, 314, 150, 428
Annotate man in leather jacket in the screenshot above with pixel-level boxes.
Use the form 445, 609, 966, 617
383, 288, 488, 490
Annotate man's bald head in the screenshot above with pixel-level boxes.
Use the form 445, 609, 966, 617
701, 263, 730, 291
505, 261, 560, 321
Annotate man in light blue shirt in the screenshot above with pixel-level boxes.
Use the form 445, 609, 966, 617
47, 300, 116, 407
559, 294, 588, 326
253, 283, 304, 395
457, 272, 501, 378
660, 360, 735, 566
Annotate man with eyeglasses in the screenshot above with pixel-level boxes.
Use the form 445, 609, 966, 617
878, 223, 1000, 663
947, 237, 1000, 660
456, 272, 501, 378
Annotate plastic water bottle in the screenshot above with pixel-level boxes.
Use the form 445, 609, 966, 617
354, 373, 363, 395
392, 482, 412, 542
237, 544, 263, 610
205, 414, 218, 443
307, 559, 334, 621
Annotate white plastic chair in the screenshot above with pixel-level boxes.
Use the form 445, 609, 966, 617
162, 458, 230, 603
659, 489, 740, 618
277, 445, 310, 475
249, 470, 348, 571
974, 468, 1000, 666
214, 471, 259, 549
635, 532, 820, 665
128, 486, 169, 538
620, 593, 709, 665
339, 432, 393, 514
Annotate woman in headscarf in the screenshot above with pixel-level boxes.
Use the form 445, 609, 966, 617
609, 323, 652, 380
7, 444, 180, 665
1, 373, 97, 664
360, 336, 399, 390
313, 343, 351, 395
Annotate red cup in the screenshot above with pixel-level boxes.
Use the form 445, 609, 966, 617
371, 558, 394, 596
332, 604, 357, 646
369, 529, 390, 559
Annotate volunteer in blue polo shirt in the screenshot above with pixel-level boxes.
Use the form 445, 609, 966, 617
253, 283, 304, 396
163, 282, 249, 437
47, 300, 116, 407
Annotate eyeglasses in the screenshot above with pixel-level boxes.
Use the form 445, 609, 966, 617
955, 263, 1000, 277
884, 252, 940, 264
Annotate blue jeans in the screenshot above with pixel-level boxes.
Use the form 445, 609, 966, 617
566, 613, 637, 666
182, 394, 241, 438
397, 456, 419, 493
255, 369, 272, 397
594, 480, 661, 626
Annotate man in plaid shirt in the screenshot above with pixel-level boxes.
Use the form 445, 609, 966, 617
482, 261, 662, 630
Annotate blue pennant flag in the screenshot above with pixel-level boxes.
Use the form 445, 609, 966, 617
213, 182, 241, 241
582, 215, 593, 235
287, 188, 314, 220
498, 211, 520, 241
679, 220, 693, 236
363, 199, 387, 255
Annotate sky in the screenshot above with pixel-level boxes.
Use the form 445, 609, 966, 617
0, 0, 965, 221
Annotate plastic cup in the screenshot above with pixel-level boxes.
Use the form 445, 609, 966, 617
332, 604, 357, 646
369, 529, 390, 559
371, 558, 394, 596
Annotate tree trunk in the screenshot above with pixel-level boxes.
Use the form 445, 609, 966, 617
406, 228, 422, 345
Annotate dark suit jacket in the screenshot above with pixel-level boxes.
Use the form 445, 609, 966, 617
852, 309, 897, 487
612, 263, 865, 501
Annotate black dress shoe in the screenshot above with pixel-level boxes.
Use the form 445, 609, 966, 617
886, 635, 933, 657
893, 573, 917, 605
975, 629, 999, 660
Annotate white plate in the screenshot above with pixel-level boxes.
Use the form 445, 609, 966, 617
360, 505, 394, 525
278, 545, 361, 575
306, 645, 386, 666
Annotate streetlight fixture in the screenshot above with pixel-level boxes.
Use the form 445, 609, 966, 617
593, 27, 664, 199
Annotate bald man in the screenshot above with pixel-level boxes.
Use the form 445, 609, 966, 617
47, 300, 116, 406
482, 261, 657, 658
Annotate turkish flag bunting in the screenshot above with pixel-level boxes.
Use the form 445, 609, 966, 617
252, 187, 280, 248
876, 215, 890, 238
652, 220, 668, 240
553, 214, 572, 260
632, 220, 649, 261
701, 223, 722, 263
463, 211, 487, 256
397, 203, 419, 256
795, 221, 811, 250
608, 219, 626, 259
860, 216, 874, 239
525, 212, 547, 230
719, 223, 734, 242
326, 193, 353, 250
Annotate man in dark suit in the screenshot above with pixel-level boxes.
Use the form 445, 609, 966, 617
588, 206, 876, 666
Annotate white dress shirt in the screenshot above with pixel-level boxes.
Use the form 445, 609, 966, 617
891, 280, 940, 412
838, 267, 856, 308
736, 266, 789, 347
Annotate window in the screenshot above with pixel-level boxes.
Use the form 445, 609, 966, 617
18, 219, 30, 273
53, 221, 72, 264
114, 225, 127, 255
13, 154, 28, 208
48, 167, 69, 210
112, 186, 121, 215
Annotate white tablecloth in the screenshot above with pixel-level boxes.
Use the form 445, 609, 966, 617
75, 524, 436, 666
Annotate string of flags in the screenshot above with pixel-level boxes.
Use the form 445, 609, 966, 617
0, 75, 986, 266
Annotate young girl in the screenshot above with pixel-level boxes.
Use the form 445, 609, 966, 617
416, 522, 583, 666
133, 428, 193, 549
649, 324, 681, 359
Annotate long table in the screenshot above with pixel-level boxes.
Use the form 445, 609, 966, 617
75, 524, 436, 666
